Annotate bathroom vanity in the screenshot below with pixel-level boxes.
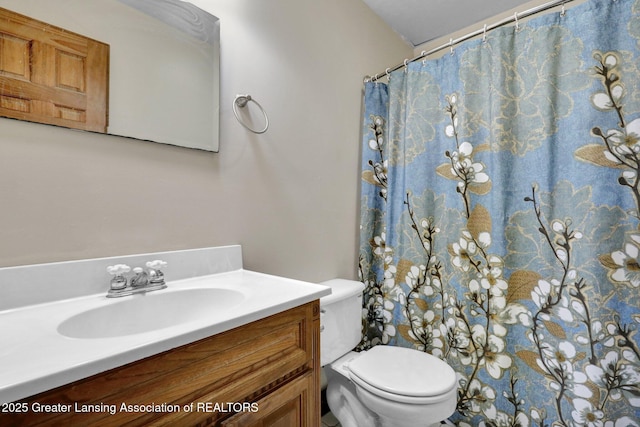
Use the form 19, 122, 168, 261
7, 301, 320, 426
0, 246, 330, 426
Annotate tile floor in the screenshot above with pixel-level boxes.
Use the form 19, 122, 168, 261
321, 411, 341, 427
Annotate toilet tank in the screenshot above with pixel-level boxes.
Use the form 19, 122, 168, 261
320, 279, 365, 366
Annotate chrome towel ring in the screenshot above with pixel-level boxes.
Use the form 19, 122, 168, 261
233, 94, 269, 134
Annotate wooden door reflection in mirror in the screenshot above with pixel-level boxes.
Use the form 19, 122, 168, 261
0, 0, 219, 152
0, 7, 109, 133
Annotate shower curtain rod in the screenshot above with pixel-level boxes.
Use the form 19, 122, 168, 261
365, 0, 575, 83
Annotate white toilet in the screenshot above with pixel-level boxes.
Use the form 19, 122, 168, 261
320, 279, 457, 427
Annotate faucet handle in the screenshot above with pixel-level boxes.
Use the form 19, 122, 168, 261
107, 264, 131, 290
145, 260, 167, 270
107, 264, 131, 276
146, 260, 167, 284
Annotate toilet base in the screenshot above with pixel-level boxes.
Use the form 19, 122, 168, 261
325, 353, 455, 427
326, 371, 444, 427
326, 366, 378, 427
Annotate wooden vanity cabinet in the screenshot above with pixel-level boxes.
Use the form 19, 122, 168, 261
7, 301, 321, 427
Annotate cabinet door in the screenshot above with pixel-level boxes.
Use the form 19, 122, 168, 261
221, 372, 314, 427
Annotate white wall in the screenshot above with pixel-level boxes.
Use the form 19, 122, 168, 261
0, 0, 411, 283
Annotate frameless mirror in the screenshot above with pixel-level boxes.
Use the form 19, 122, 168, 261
0, 0, 220, 152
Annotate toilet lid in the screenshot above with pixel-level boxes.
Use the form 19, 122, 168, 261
348, 346, 456, 398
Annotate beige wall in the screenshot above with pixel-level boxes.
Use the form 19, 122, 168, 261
0, 0, 412, 282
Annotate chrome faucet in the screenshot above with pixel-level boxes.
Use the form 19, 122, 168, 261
106, 260, 167, 298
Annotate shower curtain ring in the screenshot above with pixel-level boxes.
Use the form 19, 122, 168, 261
449, 38, 454, 55
403, 59, 409, 72
514, 12, 519, 31
482, 24, 487, 43
561, 3, 566, 16
385, 68, 391, 80
421, 50, 427, 65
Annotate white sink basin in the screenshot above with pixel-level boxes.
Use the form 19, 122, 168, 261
57, 288, 245, 339
0, 265, 331, 404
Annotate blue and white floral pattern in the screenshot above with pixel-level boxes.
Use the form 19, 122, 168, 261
359, 0, 640, 425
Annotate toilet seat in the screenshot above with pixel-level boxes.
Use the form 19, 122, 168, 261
347, 346, 457, 404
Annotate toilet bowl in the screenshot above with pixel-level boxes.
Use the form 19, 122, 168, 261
320, 279, 457, 427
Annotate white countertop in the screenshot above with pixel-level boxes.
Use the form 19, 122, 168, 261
0, 269, 330, 403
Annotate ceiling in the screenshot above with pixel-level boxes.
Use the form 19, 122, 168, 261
361, 0, 535, 47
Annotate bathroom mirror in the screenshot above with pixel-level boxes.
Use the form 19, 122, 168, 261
0, 0, 220, 152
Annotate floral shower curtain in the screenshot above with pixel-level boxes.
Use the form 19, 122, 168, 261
359, 0, 640, 425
